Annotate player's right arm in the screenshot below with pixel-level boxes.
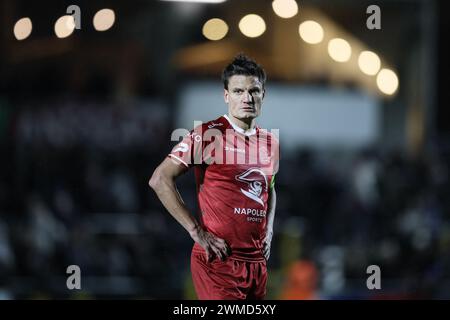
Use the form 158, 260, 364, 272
149, 156, 230, 261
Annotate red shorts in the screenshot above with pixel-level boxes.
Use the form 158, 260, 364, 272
190, 250, 268, 300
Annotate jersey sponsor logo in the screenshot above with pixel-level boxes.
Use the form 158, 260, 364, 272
173, 142, 189, 153
225, 146, 245, 154
234, 208, 266, 223
236, 168, 268, 206
207, 122, 223, 129
234, 207, 266, 217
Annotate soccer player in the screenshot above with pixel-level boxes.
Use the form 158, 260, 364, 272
149, 54, 279, 300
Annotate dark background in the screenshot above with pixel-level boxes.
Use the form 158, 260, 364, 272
0, 0, 449, 299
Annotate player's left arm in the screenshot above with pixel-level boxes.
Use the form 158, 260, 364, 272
263, 134, 279, 261
263, 182, 276, 261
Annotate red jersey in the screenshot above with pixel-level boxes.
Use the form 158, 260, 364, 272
168, 115, 279, 262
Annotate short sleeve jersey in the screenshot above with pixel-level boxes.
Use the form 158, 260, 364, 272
168, 115, 279, 261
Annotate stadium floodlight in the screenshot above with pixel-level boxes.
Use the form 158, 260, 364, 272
93, 8, 116, 31
328, 38, 352, 62
14, 17, 32, 40
239, 14, 266, 38
377, 68, 399, 95
272, 0, 299, 19
202, 18, 228, 41
54, 15, 76, 38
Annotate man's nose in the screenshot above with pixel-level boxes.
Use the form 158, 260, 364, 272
243, 91, 253, 103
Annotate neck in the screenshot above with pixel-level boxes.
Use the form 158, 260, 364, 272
227, 114, 256, 131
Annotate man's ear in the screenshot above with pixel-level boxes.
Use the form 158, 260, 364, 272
224, 89, 229, 103
262, 89, 265, 100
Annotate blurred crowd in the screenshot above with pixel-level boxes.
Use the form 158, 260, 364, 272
0, 100, 450, 299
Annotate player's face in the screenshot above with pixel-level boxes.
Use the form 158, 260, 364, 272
224, 75, 265, 121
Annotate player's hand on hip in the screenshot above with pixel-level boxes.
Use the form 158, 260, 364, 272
190, 227, 230, 262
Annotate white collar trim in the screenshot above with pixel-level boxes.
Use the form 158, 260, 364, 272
223, 114, 257, 136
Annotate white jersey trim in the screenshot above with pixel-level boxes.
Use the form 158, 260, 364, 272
168, 154, 189, 168
223, 114, 257, 136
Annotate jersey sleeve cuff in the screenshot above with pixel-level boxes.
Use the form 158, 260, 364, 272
168, 154, 189, 168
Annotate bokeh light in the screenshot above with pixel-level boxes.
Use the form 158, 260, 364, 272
14, 17, 32, 40
272, 0, 299, 19
298, 20, 324, 44
93, 9, 116, 32
377, 68, 399, 95
328, 38, 352, 62
239, 14, 266, 38
54, 15, 76, 38
202, 18, 228, 41
358, 51, 381, 76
